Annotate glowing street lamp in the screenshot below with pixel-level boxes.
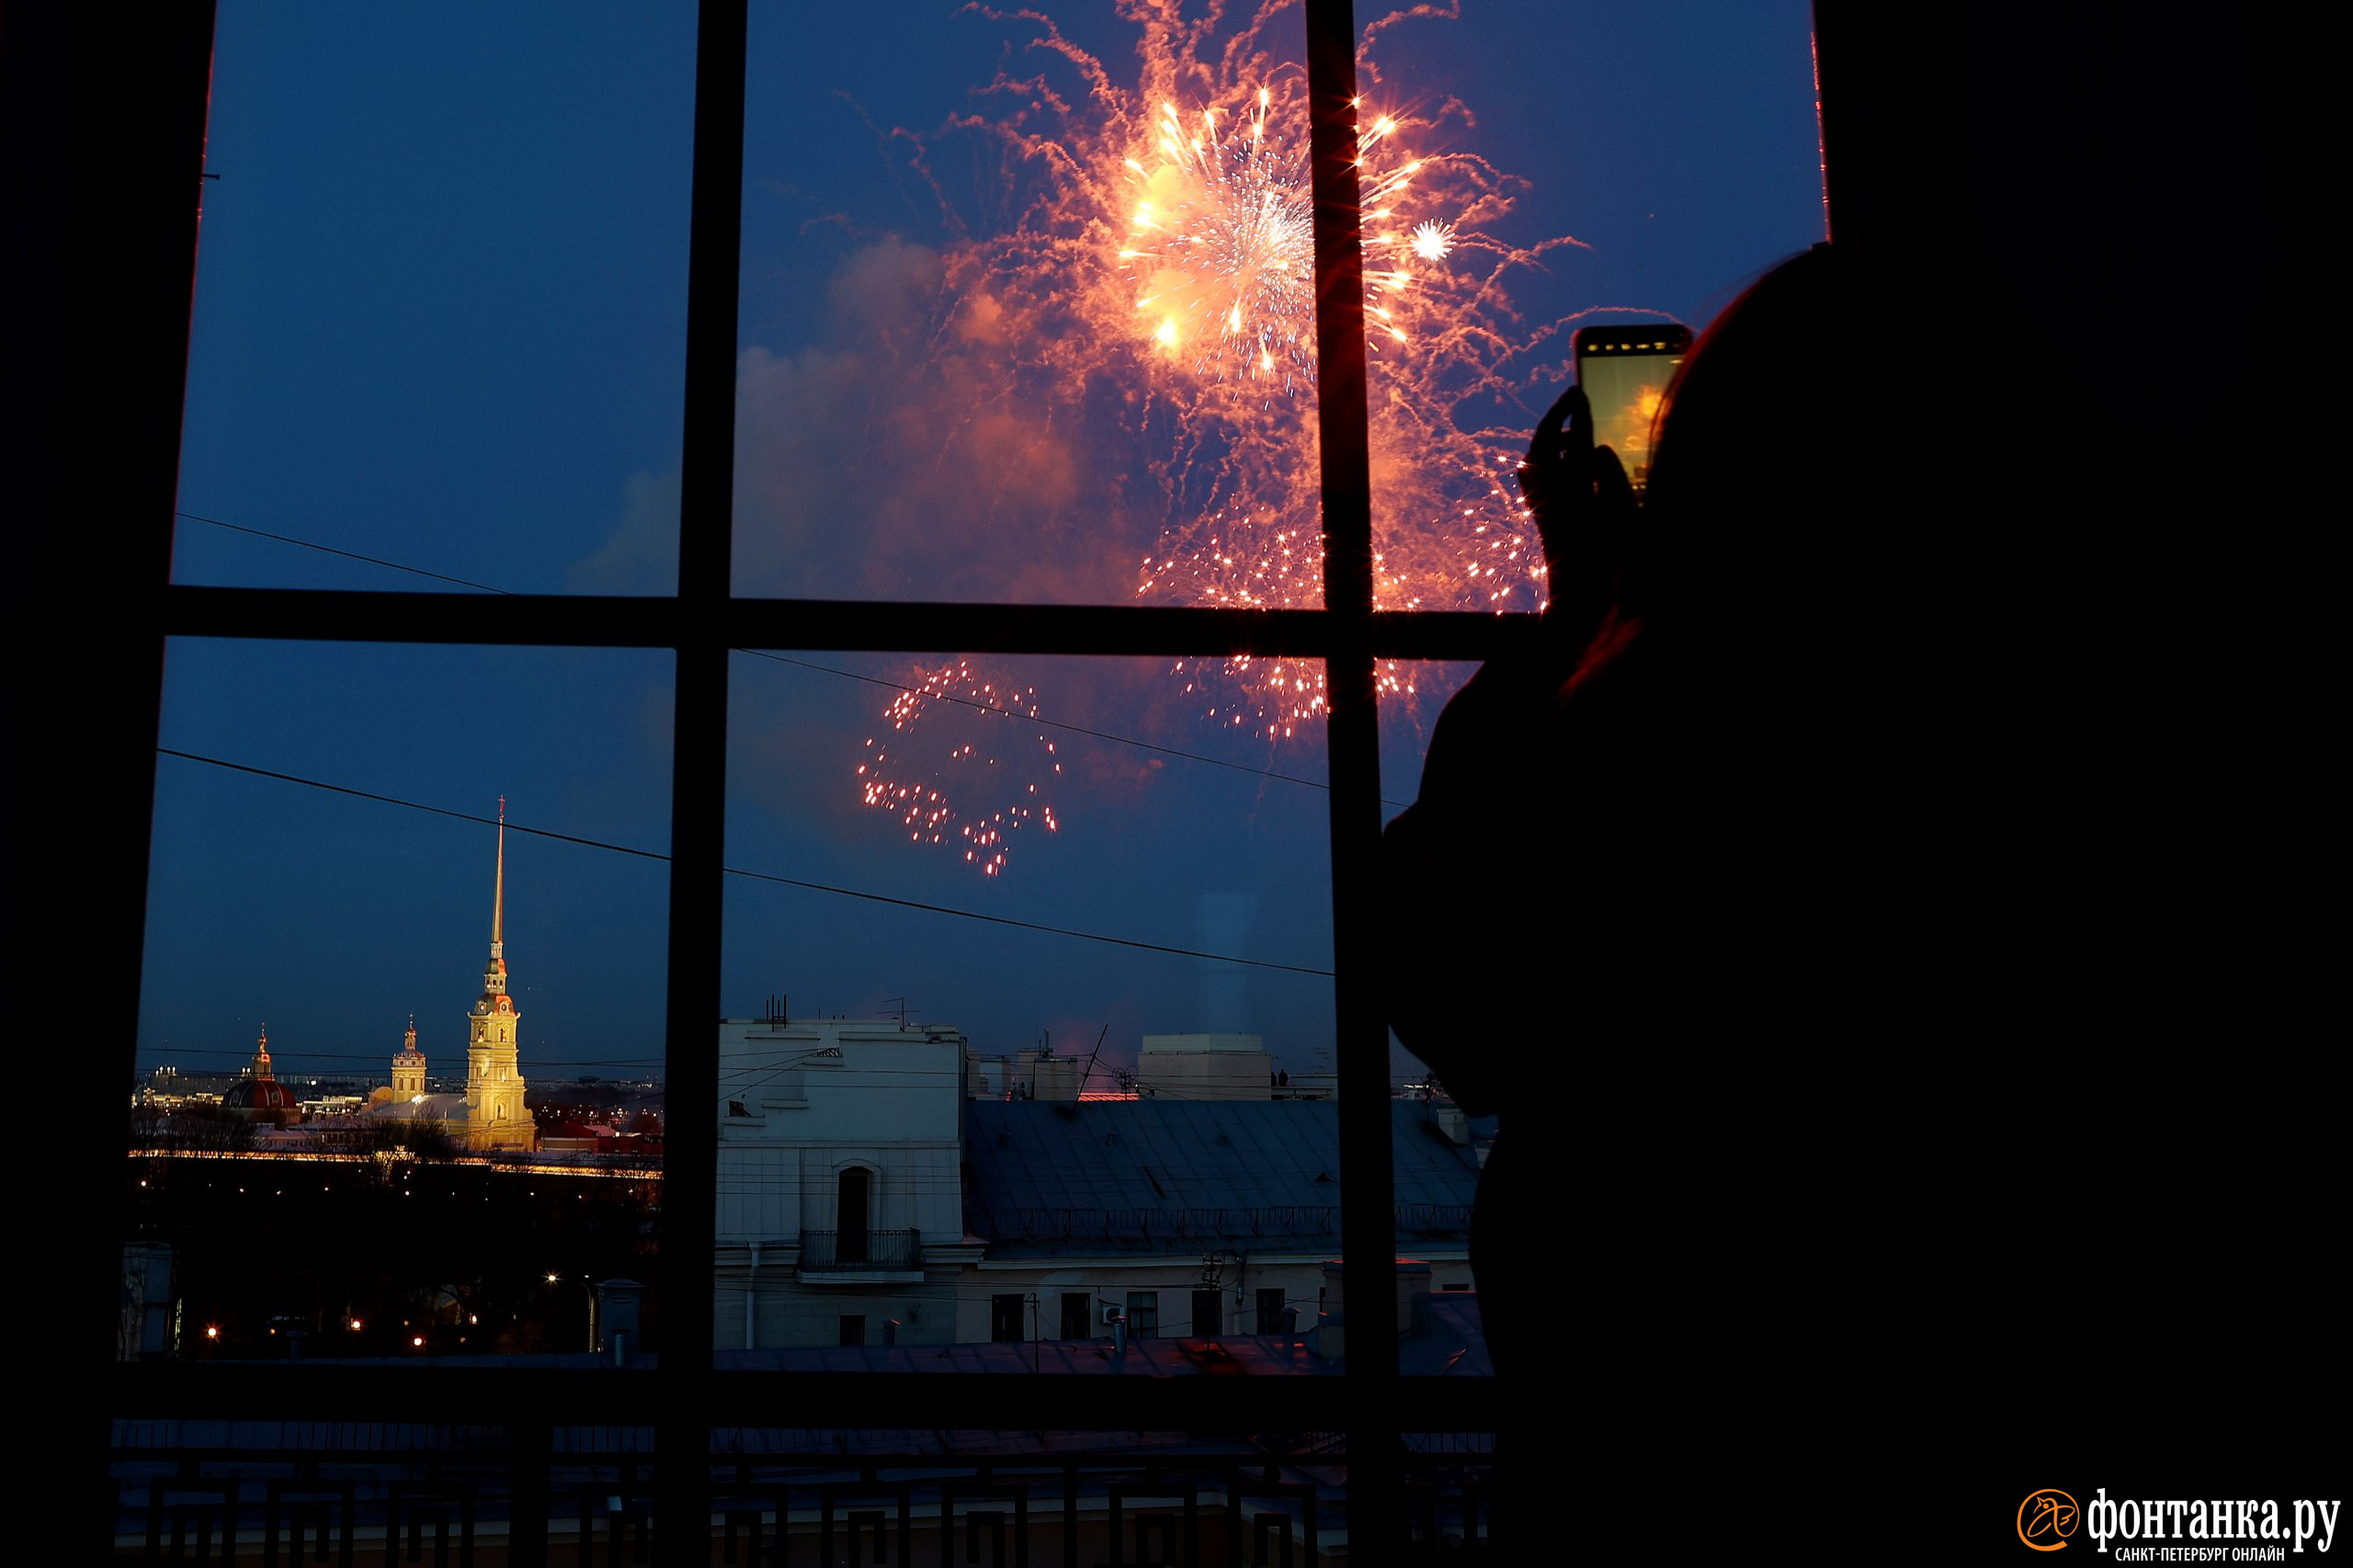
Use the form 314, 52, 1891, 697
547, 1271, 593, 1351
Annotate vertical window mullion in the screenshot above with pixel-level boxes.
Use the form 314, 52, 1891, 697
1305, 0, 1405, 1524
658, 0, 749, 1546
91, 0, 223, 1540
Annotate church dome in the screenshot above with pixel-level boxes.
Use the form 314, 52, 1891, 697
222, 1074, 299, 1125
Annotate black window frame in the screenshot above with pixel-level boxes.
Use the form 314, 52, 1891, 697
65, 0, 1877, 1552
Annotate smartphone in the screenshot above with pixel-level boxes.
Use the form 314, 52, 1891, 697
1573, 324, 1692, 495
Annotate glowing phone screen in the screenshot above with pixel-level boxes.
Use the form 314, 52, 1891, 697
1576, 347, 1684, 494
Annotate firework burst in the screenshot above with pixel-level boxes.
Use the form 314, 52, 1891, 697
835, 2, 1627, 869
856, 658, 1063, 878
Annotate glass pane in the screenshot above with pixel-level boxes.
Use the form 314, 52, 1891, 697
1347, 1, 1826, 616
1380, 659, 1495, 1304
131, 641, 672, 1362
734, 6, 1323, 606
173, 5, 697, 595
718, 649, 1455, 1366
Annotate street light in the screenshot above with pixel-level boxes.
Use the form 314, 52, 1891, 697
546, 1272, 593, 1351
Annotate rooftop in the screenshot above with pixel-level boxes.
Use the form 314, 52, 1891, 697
961, 1098, 1489, 1256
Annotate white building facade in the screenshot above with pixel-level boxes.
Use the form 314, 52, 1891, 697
715, 1017, 1482, 1351
715, 1017, 981, 1348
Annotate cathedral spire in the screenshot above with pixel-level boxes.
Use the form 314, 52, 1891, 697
491, 795, 506, 961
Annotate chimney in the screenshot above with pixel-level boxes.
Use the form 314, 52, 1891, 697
1313, 1261, 1346, 1362
119, 1242, 175, 1360
594, 1278, 642, 1366
1313, 1258, 1429, 1359
1395, 1257, 1432, 1335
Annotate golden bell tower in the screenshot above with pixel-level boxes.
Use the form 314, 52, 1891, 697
462, 798, 532, 1148
391, 1016, 426, 1099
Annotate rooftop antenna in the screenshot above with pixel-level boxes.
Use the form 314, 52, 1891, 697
882, 996, 907, 1027
1076, 1024, 1109, 1096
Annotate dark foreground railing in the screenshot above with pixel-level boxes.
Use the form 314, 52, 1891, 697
110, 1424, 1495, 1564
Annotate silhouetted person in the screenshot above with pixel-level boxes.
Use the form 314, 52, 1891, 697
1382, 242, 1895, 1547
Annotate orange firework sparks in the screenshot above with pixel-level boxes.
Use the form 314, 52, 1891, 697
840, 4, 1629, 871
856, 658, 1063, 878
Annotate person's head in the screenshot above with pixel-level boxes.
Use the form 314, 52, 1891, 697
1626, 241, 1890, 638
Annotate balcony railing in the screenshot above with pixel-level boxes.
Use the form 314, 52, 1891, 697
969, 1204, 1474, 1246
797, 1229, 921, 1271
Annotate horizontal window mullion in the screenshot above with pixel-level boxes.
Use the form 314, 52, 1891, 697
162, 584, 1538, 661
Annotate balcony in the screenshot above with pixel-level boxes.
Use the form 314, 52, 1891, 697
796, 1229, 925, 1283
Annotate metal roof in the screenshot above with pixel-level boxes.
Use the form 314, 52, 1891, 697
717, 1335, 1332, 1378
962, 1099, 1483, 1256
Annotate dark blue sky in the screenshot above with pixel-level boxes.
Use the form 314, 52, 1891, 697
147, 2, 1822, 1087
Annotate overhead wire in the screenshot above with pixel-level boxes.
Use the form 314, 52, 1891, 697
153, 748, 1336, 978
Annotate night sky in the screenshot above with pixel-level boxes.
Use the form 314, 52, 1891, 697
145, 1, 1823, 1089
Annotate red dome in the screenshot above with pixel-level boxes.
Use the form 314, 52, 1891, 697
222, 1076, 300, 1124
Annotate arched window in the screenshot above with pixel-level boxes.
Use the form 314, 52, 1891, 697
835, 1165, 871, 1264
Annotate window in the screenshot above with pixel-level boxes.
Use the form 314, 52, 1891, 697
991, 1294, 1026, 1344
1256, 1288, 1287, 1334
1191, 1290, 1224, 1340
87, 3, 1836, 1552
835, 1166, 870, 1264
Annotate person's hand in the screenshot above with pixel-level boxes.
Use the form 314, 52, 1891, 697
1518, 384, 1635, 556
